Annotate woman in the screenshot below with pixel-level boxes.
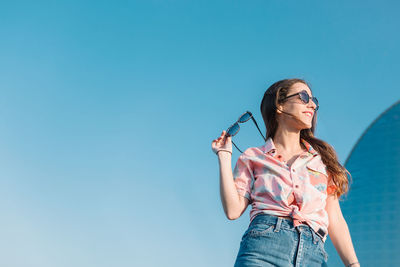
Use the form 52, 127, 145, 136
211, 79, 360, 267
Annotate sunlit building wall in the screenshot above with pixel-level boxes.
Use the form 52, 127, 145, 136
332, 100, 400, 266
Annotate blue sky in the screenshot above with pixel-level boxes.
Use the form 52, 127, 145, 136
0, 1, 399, 266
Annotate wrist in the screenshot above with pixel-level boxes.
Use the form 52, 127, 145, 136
346, 261, 360, 267
216, 149, 232, 156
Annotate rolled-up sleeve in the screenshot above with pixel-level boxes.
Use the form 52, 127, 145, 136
326, 173, 338, 196
233, 153, 254, 201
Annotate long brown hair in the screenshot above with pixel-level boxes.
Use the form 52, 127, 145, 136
260, 78, 351, 199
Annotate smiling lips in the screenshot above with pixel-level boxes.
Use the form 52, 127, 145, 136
303, 111, 314, 117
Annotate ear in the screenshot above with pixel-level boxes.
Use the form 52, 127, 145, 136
276, 104, 283, 114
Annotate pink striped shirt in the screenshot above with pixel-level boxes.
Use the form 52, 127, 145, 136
233, 137, 337, 242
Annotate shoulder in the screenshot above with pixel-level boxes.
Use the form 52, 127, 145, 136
239, 145, 265, 159
234, 146, 265, 168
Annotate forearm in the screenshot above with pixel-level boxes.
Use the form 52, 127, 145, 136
328, 218, 360, 266
218, 152, 241, 219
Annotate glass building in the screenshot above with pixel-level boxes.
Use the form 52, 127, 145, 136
326, 100, 400, 266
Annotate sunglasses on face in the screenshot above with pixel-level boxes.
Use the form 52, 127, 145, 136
282, 90, 319, 111
226, 111, 266, 153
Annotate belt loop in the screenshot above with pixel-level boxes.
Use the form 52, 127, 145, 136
274, 217, 282, 232
311, 228, 318, 244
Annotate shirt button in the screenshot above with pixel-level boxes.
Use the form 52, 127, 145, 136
295, 185, 299, 188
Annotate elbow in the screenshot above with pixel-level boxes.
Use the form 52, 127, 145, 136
227, 215, 239, 221
227, 215, 238, 221
224, 195, 249, 220
226, 211, 240, 220
225, 196, 248, 220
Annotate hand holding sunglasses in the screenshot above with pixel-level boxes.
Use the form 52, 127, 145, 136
211, 130, 233, 156
213, 111, 266, 154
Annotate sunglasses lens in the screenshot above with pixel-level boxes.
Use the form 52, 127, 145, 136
227, 122, 240, 137
312, 97, 318, 106
299, 91, 310, 104
238, 112, 252, 123
312, 97, 319, 111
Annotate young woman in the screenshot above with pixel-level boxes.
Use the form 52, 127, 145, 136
211, 79, 360, 267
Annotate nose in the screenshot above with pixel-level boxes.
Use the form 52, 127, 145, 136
308, 98, 317, 110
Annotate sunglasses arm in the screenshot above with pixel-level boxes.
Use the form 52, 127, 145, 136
251, 117, 266, 142
232, 140, 243, 154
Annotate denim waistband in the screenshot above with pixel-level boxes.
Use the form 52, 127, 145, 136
251, 213, 297, 229
249, 213, 323, 244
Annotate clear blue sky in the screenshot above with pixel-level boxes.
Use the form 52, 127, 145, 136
0, 1, 399, 266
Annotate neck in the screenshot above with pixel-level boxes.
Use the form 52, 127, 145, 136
273, 126, 304, 154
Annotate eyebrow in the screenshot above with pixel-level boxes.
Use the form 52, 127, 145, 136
304, 90, 313, 98
294, 90, 313, 97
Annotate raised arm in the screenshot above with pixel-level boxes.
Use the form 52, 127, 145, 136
212, 130, 249, 220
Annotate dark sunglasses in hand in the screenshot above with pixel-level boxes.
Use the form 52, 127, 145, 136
282, 90, 319, 111
226, 111, 266, 153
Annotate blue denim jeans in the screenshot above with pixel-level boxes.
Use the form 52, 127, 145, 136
234, 214, 329, 267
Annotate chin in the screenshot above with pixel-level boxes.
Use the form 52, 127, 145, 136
300, 122, 312, 130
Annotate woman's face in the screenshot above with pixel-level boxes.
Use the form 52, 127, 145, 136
277, 82, 317, 130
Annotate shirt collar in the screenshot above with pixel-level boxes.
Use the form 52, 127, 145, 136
300, 138, 318, 157
262, 137, 319, 157
263, 137, 277, 156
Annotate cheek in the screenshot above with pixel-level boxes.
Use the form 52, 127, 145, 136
289, 104, 305, 115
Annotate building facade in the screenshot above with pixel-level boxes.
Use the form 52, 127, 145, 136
335, 100, 400, 266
